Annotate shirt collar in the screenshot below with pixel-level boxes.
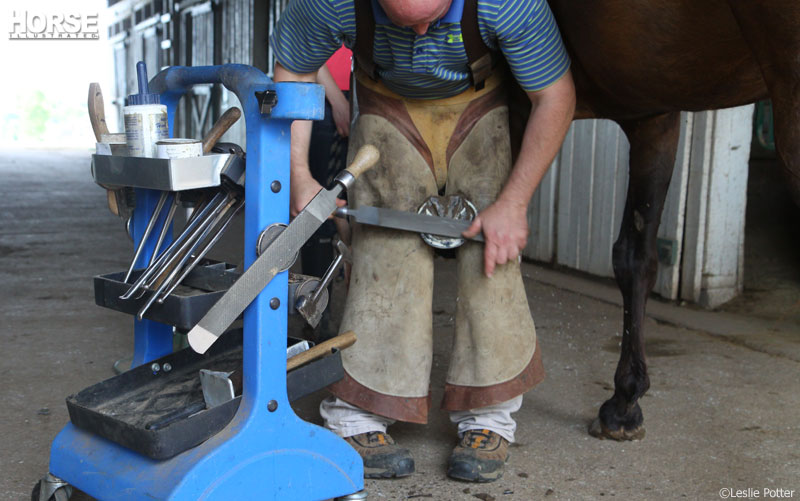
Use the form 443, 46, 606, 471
371, 0, 464, 27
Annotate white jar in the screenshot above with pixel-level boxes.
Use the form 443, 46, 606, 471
156, 138, 203, 159
124, 104, 169, 158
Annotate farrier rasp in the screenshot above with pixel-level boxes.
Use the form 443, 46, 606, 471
335, 205, 485, 242
187, 145, 379, 354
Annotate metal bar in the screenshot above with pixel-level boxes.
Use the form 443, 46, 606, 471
139, 193, 229, 293
157, 199, 243, 303
310, 253, 342, 303
149, 193, 179, 265
124, 191, 169, 283
136, 196, 236, 318
120, 191, 225, 299
148, 196, 237, 300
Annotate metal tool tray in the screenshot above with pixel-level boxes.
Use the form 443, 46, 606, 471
92, 153, 234, 191
66, 328, 344, 460
94, 260, 239, 331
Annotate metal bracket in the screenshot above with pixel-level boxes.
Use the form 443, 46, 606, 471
255, 90, 278, 115
295, 237, 348, 327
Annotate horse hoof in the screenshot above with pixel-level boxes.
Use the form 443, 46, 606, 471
588, 418, 646, 441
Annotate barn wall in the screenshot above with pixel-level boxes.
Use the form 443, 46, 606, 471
106, 0, 267, 147
523, 106, 753, 306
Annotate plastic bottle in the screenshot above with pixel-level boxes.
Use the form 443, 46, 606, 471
124, 62, 169, 157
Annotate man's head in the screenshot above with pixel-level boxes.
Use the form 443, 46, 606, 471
377, 0, 453, 35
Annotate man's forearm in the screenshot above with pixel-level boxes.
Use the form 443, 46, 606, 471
498, 71, 576, 208
317, 64, 349, 115
273, 62, 324, 214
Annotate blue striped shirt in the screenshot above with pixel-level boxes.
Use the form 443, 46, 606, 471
270, 0, 570, 99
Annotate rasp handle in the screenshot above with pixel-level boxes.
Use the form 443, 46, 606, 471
345, 145, 379, 179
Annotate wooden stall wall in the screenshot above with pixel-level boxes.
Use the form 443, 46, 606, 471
107, 0, 268, 146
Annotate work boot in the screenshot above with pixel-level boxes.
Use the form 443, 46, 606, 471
447, 429, 510, 483
344, 431, 415, 478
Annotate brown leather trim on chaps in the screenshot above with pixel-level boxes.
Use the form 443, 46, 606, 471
355, 79, 435, 176
445, 84, 507, 169
328, 370, 432, 424
441, 339, 545, 411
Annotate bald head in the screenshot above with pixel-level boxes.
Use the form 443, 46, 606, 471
378, 0, 453, 35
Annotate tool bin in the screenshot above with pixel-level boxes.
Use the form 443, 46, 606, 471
66, 329, 343, 460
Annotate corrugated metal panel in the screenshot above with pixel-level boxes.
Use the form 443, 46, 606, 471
550, 119, 629, 278
525, 160, 557, 262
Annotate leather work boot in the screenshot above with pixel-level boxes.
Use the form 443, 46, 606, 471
447, 429, 510, 482
344, 431, 415, 478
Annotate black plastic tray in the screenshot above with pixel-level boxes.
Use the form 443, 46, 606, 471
95, 262, 320, 330
94, 261, 239, 331
66, 329, 343, 460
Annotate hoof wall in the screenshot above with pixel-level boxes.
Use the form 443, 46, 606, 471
588, 418, 646, 441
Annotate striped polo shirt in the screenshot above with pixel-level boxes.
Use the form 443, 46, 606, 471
270, 0, 570, 99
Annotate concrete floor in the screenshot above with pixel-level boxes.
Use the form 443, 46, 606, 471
1, 149, 798, 500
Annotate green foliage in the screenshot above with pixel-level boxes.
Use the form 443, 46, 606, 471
24, 90, 50, 140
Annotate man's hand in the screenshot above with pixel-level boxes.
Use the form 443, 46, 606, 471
463, 198, 529, 278
464, 70, 575, 277
290, 169, 324, 217
290, 166, 346, 217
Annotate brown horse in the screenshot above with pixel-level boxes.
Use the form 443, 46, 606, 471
545, 0, 800, 440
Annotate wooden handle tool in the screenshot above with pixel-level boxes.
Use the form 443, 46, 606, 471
88, 82, 111, 142
344, 145, 379, 179
88, 83, 122, 216
202, 107, 242, 153
287, 331, 357, 371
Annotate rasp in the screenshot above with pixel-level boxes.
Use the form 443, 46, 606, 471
334, 205, 484, 242
187, 145, 379, 354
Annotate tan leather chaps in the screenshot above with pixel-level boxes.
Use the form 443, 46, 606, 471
328, 72, 544, 424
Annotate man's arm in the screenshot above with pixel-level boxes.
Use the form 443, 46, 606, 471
463, 70, 576, 277
317, 64, 351, 137
273, 62, 330, 217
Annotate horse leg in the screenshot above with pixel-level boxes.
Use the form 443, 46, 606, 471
726, 0, 800, 206
589, 111, 681, 441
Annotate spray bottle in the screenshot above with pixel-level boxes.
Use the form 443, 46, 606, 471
124, 62, 169, 157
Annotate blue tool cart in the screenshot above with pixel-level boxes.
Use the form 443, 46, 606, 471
34, 64, 364, 501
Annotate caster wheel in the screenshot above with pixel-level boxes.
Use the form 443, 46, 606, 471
32, 480, 73, 501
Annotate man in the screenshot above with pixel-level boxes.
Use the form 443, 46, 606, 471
271, 0, 575, 482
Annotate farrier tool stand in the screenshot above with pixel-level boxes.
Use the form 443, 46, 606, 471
37, 64, 373, 500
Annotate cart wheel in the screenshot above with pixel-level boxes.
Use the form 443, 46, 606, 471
31, 480, 73, 501
336, 490, 368, 500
